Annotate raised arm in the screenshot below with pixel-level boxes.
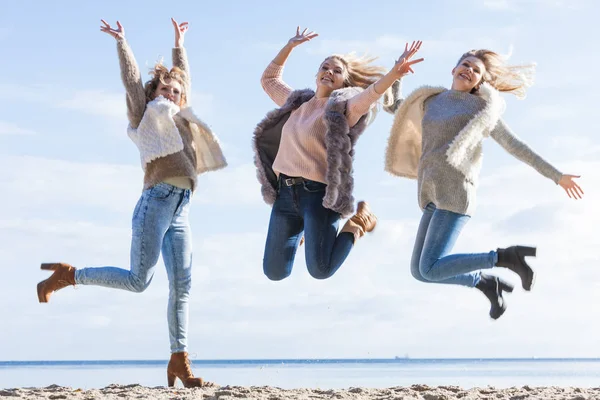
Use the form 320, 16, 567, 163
171, 18, 191, 96
491, 120, 584, 199
100, 20, 146, 129
260, 27, 318, 107
346, 41, 423, 126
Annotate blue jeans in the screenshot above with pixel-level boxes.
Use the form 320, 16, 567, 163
411, 203, 497, 287
75, 183, 193, 353
263, 176, 355, 280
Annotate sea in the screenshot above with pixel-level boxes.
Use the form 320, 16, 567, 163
2, 358, 600, 389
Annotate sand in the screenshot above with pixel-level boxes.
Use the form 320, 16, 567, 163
1, 384, 599, 399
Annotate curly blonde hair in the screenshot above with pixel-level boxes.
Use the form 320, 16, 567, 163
458, 49, 535, 99
143, 63, 188, 105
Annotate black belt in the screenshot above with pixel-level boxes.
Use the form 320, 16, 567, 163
280, 174, 306, 187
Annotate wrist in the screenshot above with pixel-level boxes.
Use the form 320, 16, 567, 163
387, 71, 403, 80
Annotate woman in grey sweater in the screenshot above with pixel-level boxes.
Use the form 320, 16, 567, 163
384, 49, 583, 319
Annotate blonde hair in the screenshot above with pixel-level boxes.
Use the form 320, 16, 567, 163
144, 63, 188, 106
458, 49, 535, 99
323, 53, 388, 122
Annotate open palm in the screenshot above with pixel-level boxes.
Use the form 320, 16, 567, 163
100, 19, 124, 40
288, 26, 318, 48
393, 40, 424, 77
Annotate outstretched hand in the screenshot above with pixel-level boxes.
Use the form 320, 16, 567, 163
172, 18, 189, 47
558, 174, 584, 199
100, 19, 124, 40
392, 40, 424, 78
287, 26, 318, 48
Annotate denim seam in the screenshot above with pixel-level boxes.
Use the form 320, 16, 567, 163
166, 229, 184, 352
133, 195, 151, 291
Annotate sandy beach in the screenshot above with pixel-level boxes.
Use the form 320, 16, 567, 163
1, 384, 599, 399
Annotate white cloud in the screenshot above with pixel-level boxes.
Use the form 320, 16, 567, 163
528, 104, 580, 121
0, 121, 35, 135
0, 83, 214, 122
0, 83, 126, 121
57, 90, 126, 119
303, 30, 517, 61
549, 135, 600, 159
194, 163, 263, 206
0, 155, 142, 214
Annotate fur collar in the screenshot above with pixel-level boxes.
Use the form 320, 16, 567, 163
385, 83, 505, 180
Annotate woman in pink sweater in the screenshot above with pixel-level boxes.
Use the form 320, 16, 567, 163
253, 27, 423, 281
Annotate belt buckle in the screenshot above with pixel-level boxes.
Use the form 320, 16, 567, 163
285, 178, 295, 186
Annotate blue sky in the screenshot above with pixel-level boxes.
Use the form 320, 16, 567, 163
1, 0, 598, 361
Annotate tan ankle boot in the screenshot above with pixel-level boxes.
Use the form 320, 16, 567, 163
340, 201, 377, 243
167, 352, 205, 388
37, 263, 76, 303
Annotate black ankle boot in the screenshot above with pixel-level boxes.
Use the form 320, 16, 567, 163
475, 274, 514, 320
496, 246, 537, 291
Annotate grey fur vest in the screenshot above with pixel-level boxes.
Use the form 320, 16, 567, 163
252, 87, 369, 217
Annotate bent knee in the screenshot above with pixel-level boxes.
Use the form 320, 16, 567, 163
418, 262, 443, 282
129, 274, 153, 293
263, 264, 291, 281
130, 280, 151, 293
306, 260, 330, 280
410, 258, 426, 282
264, 271, 291, 281
307, 268, 329, 280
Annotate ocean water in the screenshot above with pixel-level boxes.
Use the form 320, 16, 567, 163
2, 359, 600, 390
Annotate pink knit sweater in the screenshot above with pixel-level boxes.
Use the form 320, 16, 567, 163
261, 62, 383, 184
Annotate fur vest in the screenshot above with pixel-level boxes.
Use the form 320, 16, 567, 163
252, 87, 369, 217
385, 83, 505, 181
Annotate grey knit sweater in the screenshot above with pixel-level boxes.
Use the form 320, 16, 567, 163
387, 86, 562, 216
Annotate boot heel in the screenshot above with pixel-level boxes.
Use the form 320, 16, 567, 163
517, 246, 537, 257
37, 282, 47, 303
500, 281, 514, 293
167, 371, 176, 387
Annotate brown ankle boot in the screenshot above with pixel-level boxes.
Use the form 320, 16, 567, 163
167, 352, 205, 388
37, 263, 76, 303
340, 201, 377, 243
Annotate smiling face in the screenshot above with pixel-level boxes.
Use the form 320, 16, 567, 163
451, 56, 487, 93
316, 57, 346, 95
153, 78, 183, 105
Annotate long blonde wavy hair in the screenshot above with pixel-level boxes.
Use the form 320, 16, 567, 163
321, 53, 388, 122
458, 49, 536, 99
143, 63, 188, 106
